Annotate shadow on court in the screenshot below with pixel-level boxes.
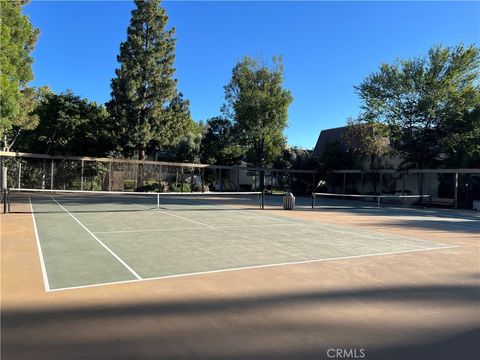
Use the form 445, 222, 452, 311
273, 197, 480, 235
2, 282, 479, 360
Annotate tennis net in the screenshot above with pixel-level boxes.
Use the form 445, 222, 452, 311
4, 188, 264, 213
311, 192, 432, 208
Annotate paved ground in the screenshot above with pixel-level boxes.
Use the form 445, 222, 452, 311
1, 198, 479, 359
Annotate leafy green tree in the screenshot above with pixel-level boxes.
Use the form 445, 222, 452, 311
0, 0, 39, 148
107, 0, 189, 185
150, 93, 193, 155
160, 120, 203, 163
21, 91, 114, 156
343, 116, 389, 170
355, 44, 480, 169
441, 103, 480, 168
223, 56, 293, 167
3, 86, 48, 151
273, 147, 311, 170
200, 117, 243, 165
319, 141, 358, 171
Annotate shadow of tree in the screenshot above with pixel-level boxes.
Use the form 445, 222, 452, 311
2, 282, 479, 360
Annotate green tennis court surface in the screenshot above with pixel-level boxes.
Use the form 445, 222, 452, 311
27, 193, 454, 291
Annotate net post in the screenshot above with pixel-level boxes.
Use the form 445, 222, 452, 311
311, 192, 316, 209
157, 193, 160, 209
377, 196, 381, 207
260, 191, 264, 210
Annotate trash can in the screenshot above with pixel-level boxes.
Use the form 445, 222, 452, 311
473, 200, 480, 211
283, 192, 295, 210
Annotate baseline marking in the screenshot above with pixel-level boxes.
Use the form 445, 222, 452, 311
29, 197, 51, 291
46, 244, 457, 292
51, 197, 142, 280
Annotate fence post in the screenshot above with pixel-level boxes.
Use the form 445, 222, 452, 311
50, 159, 54, 190
18, 161, 22, 189
159, 164, 163, 191
190, 167, 194, 192
312, 173, 316, 194
360, 172, 364, 195
181, 166, 184, 193
80, 160, 84, 190
108, 162, 112, 191
236, 166, 240, 192
1, 164, 7, 190
454, 172, 459, 209
219, 168, 223, 192
379, 170, 383, 195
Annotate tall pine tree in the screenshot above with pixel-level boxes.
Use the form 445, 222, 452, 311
107, 0, 189, 185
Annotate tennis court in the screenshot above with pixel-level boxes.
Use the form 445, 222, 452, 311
9, 189, 456, 291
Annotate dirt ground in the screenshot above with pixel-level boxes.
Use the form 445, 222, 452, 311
1, 205, 479, 360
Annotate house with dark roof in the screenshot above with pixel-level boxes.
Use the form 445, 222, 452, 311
312, 126, 349, 157
312, 125, 400, 169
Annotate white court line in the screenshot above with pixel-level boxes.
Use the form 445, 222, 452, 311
29, 197, 51, 292
130, 202, 216, 228
51, 197, 142, 280
94, 222, 302, 234
46, 244, 458, 292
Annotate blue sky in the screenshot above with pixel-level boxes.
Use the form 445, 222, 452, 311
24, 1, 480, 149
